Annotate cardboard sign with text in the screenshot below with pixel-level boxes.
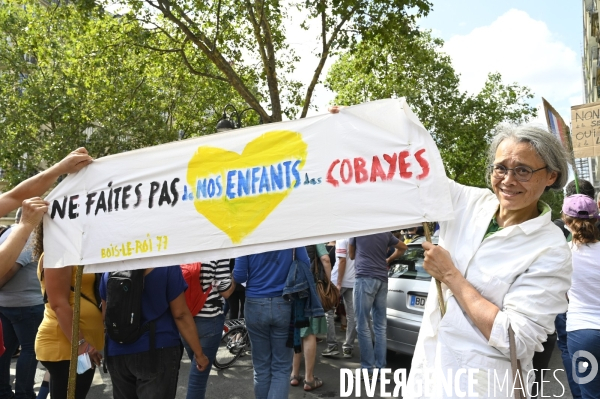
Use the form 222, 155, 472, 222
43, 99, 454, 273
571, 102, 600, 158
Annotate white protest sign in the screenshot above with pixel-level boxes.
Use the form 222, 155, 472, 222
43, 98, 454, 272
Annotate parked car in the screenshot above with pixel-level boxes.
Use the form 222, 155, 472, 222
386, 235, 438, 355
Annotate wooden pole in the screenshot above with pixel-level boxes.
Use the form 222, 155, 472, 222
67, 265, 84, 399
423, 222, 445, 317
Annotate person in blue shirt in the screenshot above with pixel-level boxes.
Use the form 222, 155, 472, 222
100, 266, 209, 399
234, 248, 311, 399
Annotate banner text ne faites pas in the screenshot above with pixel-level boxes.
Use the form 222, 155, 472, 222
43, 99, 454, 273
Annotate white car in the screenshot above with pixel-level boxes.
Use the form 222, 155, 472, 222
386, 235, 438, 355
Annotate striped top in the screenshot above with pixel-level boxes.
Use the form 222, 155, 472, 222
196, 259, 233, 318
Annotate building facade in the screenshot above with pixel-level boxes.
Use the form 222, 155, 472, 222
581, 0, 600, 190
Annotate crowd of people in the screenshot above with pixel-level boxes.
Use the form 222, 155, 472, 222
0, 117, 599, 399
0, 147, 403, 399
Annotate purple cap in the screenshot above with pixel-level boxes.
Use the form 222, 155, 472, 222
562, 194, 600, 219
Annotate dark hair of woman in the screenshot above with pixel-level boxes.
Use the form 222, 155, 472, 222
562, 214, 600, 244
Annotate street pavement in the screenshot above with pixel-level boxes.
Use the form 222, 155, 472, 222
14, 320, 574, 398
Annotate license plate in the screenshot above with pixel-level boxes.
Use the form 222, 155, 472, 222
409, 295, 427, 308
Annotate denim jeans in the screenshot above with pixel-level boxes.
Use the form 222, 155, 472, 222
0, 304, 44, 399
556, 313, 581, 398
181, 313, 225, 399
245, 297, 293, 399
107, 346, 182, 399
568, 329, 600, 399
325, 309, 337, 345
325, 288, 357, 350
340, 288, 357, 350
354, 278, 387, 372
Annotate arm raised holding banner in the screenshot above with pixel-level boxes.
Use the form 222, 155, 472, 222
0, 148, 92, 217
0, 198, 47, 279
0, 148, 92, 278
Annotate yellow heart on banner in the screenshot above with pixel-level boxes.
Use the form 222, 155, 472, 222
186, 130, 308, 243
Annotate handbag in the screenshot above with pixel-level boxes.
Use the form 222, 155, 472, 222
312, 249, 340, 312
509, 325, 526, 399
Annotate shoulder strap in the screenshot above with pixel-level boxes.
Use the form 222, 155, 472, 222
69, 286, 101, 310
40, 266, 101, 311
509, 325, 525, 399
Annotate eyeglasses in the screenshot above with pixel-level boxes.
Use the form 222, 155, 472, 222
489, 164, 548, 182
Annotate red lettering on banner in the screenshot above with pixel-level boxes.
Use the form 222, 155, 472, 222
399, 151, 412, 178
415, 149, 430, 180
326, 159, 340, 187
370, 156, 387, 182
383, 153, 397, 180
340, 159, 353, 184
354, 157, 368, 183
325, 150, 431, 187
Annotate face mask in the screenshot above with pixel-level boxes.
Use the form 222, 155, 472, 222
564, 224, 571, 233
77, 352, 92, 374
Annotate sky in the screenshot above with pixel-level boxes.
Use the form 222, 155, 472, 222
300, 0, 583, 126
417, 0, 583, 126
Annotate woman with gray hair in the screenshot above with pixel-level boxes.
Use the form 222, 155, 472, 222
404, 124, 572, 398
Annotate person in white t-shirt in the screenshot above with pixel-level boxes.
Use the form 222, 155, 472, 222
322, 239, 357, 358
563, 194, 600, 399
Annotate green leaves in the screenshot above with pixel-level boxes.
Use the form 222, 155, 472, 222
0, 2, 239, 187
325, 31, 536, 188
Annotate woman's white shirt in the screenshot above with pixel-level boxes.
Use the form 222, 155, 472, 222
567, 241, 600, 332
405, 180, 572, 399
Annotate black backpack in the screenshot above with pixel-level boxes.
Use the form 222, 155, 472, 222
103, 269, 156, 373
104, 270, 154, 344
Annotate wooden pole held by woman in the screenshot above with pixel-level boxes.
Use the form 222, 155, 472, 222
67, 265, 84, 399
422, 222, 445, 317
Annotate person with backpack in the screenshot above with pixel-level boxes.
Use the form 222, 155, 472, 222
180, 259, 235, 399
100, 266, 209, 399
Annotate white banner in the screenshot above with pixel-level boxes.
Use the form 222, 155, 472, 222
43, 99, 454, 272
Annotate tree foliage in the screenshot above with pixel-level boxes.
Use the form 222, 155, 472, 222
540, 189, 565, 221
0, 1, 240, 186
325, 32, 537, 187
108, 0, 433, 122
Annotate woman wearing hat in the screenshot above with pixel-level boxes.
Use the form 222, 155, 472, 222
562, 194, 600, 399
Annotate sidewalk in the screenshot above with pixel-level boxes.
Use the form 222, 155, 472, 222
12, 319, 572, 398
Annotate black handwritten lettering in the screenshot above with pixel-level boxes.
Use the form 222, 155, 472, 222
107, 181, 113, 212
158, 181, 172, 206
85, 193, 97, 215
113, 187, 122, 211
134, 183, 143, 208
68, 195, 79, 219
95, 191, 107, 215
50, 196, 67, 220
122, 185, 132, 210
170, 178, 180, 207
148, 181, 160, 209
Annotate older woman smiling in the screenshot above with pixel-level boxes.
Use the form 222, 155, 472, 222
406, 125, 572, 398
